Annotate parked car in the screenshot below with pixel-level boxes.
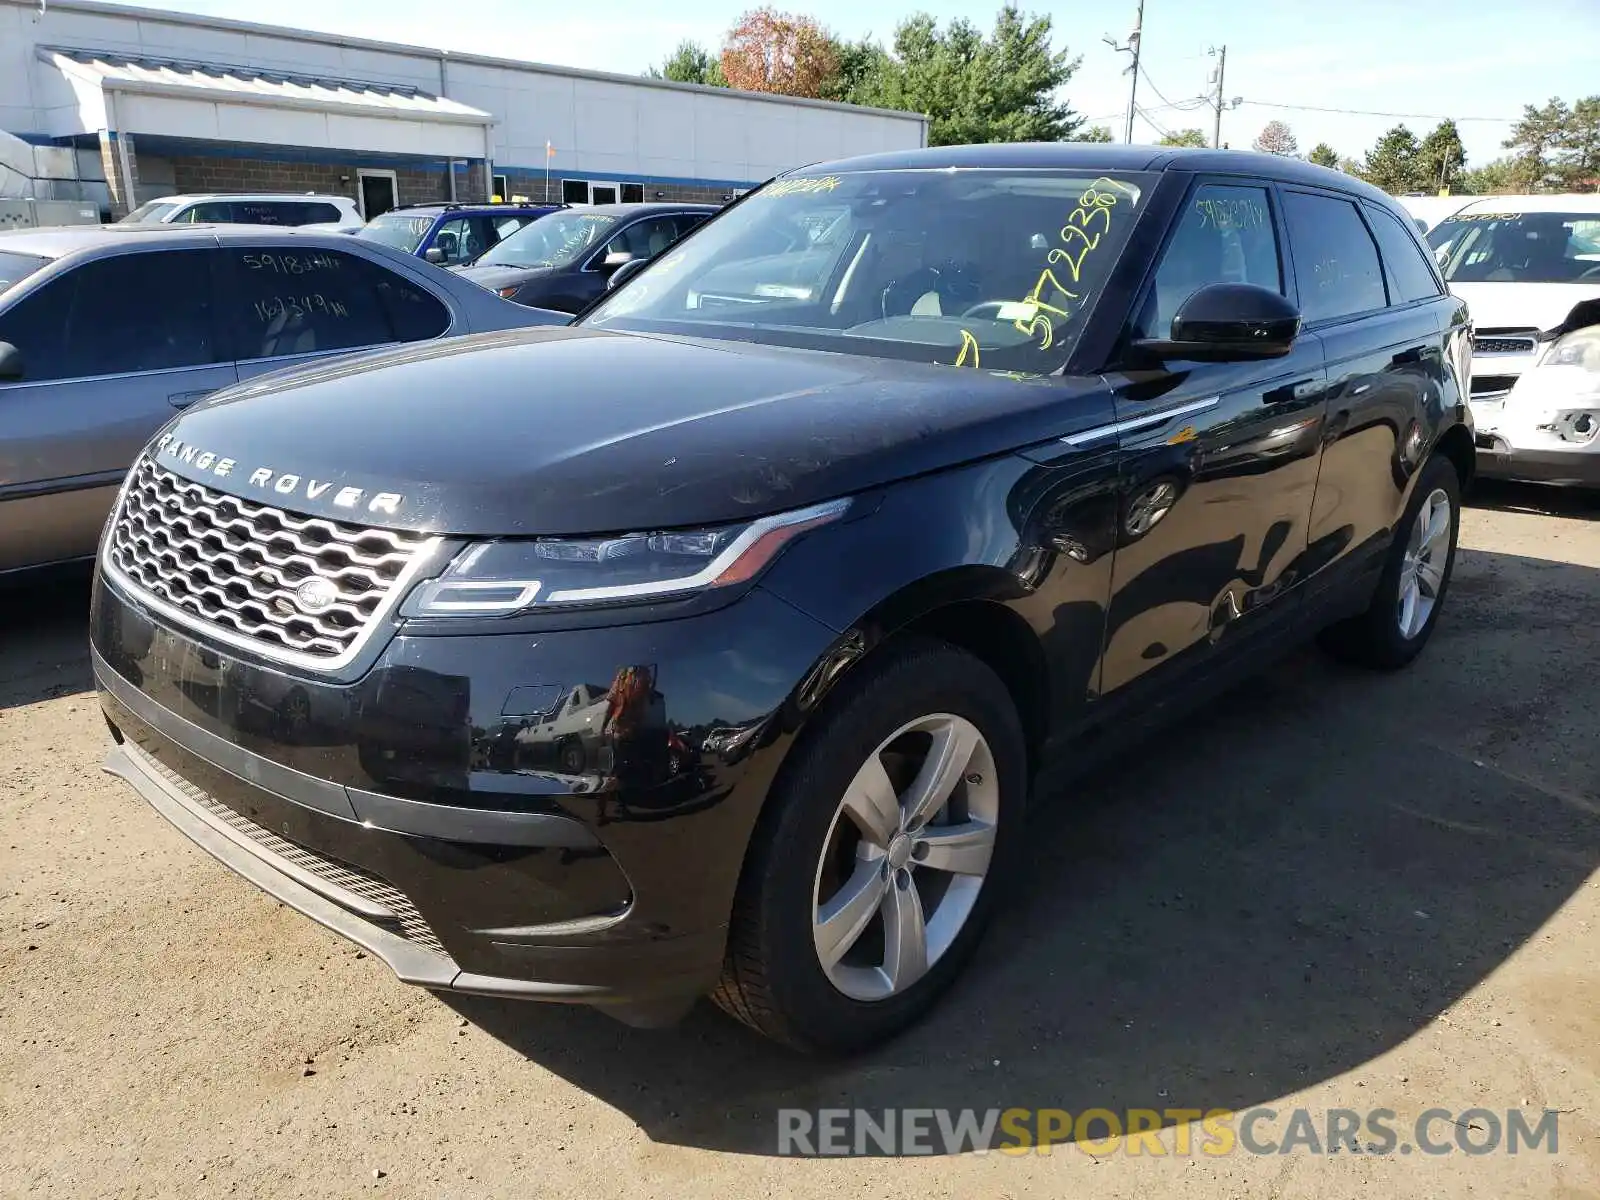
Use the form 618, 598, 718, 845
354, 202, 560, 266
0, 224, 567, 579
1426, 194, 1600, 488
90, 144, 1474, 1055
119, 193, 363, 230
452, 202, 717, 312
1395, 194, 1469, 235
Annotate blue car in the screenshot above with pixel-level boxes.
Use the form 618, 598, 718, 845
354, 202, 561, 267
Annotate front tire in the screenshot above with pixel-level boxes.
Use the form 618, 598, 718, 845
712, 637, 1026, 1054
1319, 454, 1461, 670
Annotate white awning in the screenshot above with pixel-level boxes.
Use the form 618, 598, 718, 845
39, 47, 494, 160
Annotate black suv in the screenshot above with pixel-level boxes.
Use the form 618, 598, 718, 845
451, 202, 717, 312
90, 145, 1473, 1055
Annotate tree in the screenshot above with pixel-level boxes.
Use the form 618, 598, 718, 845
1159, 128, 1209, 148
1307, 142, 1340, 169
1555, 96, 1600, 191
819, 35, 890, 104
1362, 124, 1424, 193
1503, 98, 1570, 192
1253, 120, 1298, 156
720, 7, 839, 98
869, 5, 1085, 145
1417, 119, 1467, 192
1337, 157, 1363, 176
647, 40, 726, 86
1072, 124, 1114, 143
1459, 157, 1517, 195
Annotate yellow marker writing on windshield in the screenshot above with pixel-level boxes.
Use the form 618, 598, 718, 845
955, 329, 982, 368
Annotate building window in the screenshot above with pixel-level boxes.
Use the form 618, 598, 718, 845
562, 179, 590, 205
492, 174, 509, 202
620, 183, 644, 203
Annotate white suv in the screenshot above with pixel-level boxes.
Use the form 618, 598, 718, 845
118, 193, 363, 230
1430, 194, 1600, 488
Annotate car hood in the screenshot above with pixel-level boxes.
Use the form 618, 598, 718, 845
149, 326, 1110, 537
1450, 281, 1600, 332
452, 263, 554, 291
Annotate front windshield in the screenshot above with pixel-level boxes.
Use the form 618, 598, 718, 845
0, 251, 50, 294
356, 213, 434, 253
582, 168, 1154, 374
118, 201, 178, 224
1428, 211, 1600, 283
475, 210, 622, 269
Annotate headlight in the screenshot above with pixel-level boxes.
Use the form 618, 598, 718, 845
1538, 326, 1600, 374
403, 497, 850, 617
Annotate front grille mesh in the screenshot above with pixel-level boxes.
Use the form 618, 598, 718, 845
130, 742, 447, 958
107, 458, 430, 660
1474, 336, 1537, 355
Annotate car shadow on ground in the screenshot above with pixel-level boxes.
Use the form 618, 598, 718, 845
1467, 478, 1599, 520
0, 567, 95, 711
452, 545, 1600, 1155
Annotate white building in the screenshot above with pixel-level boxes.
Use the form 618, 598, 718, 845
0, 0, 928, 218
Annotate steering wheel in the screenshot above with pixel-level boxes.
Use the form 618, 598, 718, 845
959, 301, 1014, 320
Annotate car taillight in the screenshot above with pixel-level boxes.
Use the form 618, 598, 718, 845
498, 286, 519, 299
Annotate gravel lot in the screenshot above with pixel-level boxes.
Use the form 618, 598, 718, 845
2, 482, 1597, 1200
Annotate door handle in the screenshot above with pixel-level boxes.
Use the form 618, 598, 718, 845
167, 390, 213, 408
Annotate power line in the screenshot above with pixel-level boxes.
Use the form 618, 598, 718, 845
1239, 99, 1516, 123
1102, 0, 1145, 143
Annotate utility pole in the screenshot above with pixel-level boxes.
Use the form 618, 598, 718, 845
1206, 45, 1242, 149
1103, 0, 1144, 144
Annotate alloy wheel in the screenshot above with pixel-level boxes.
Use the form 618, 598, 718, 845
811, 713, 999, 1002
1397, 486, 1452, 640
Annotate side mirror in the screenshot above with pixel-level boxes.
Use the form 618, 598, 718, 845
600, 250, 635, 273
0, 341, 22, 382
607, 257, 649, 290
423, 247, 446, 265
1132, 283, 1301, 363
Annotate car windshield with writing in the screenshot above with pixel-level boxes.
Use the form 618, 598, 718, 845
473, 211, 622, 270
1428, 211, 1600, 284
356, 213, 436, 254
582, 169, 1154, 374
118, 201, 179, 224
0, 251, 50, 295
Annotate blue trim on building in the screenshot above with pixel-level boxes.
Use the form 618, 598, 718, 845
492, 162, 760, 190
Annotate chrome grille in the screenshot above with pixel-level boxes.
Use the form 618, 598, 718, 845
1473, 336, 1537, 355
107, 458, 433, 662
129, 741, 447, 958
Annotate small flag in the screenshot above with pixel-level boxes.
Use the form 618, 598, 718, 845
546, 141, 555, 158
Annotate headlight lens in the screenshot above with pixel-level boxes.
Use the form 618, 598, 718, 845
404, 497, 850, 617
1538, 326, 1600, 373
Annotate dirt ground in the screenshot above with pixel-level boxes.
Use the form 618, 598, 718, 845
2, 481, 1597, 1200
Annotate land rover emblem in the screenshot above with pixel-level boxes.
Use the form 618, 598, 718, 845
295, 578, 339, 614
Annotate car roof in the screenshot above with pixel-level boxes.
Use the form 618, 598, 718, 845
381, 202, 557, 215
0, 222, 383, 258
1448, 193, 1600, 215
794, 142, 1399, 205
146, 193, 353, 204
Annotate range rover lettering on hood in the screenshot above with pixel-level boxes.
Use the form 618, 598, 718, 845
154, 434, 405, 516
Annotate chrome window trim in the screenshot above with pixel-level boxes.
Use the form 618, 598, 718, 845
1061, 395, 1221, 447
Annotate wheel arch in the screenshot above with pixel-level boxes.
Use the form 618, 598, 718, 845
1433, 419, 1476, 492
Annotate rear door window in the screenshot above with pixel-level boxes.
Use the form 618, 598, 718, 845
1135, 182, 1283, 339
219, 246, 451, 361
1282, 191, 1386, 323
0, 250, 218, 381
1366, 205, 1444, 304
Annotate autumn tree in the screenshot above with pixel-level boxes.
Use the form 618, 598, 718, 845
647, 40, 726, 86
1307, 142, 1340, 168
1362, 124, 1424, 193
1253, 120, 1298, 156
1417, 119, 1467, 192
1159, 128, 1209, 147
720, 7, 839, 98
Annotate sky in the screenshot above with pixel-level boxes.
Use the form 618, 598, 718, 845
109, 0, 1600, 168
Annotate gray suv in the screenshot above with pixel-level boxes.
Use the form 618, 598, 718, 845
0, 224, 567, 579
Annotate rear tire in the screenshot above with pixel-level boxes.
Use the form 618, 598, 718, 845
712, 636, 1026, 1055
1319, 454, 1461, 670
